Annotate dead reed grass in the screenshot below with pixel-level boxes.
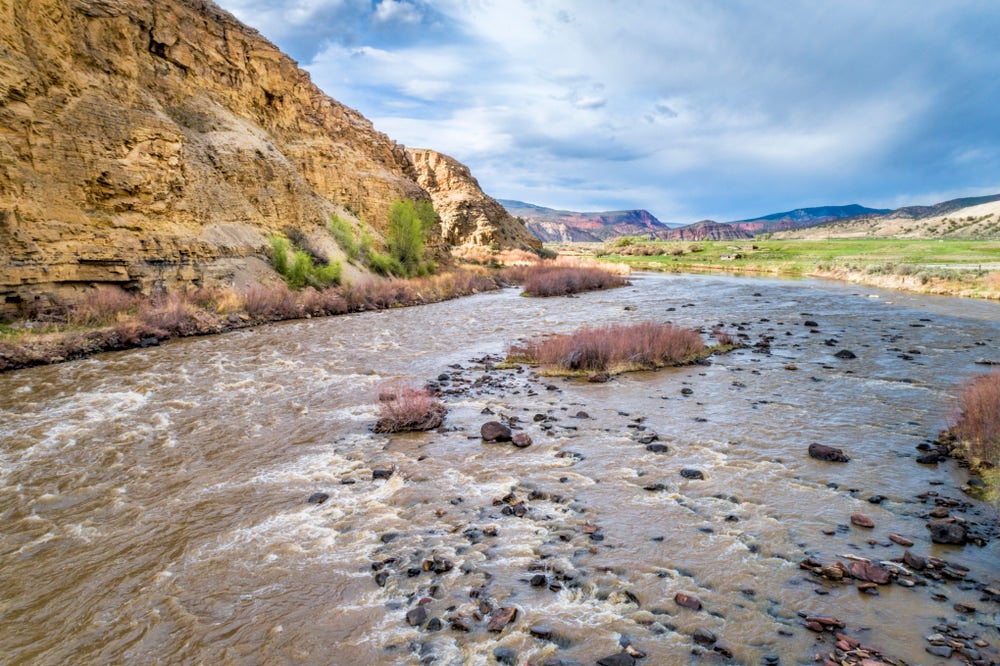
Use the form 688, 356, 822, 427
951, 369, 1000, 469
70, 286, 138, 326
517, 264, 629, 296
509, 321, 706, 375
373, 382, 447, 433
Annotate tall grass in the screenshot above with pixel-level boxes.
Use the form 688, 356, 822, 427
951, 370, 1000, 471
509, 321, 706, 375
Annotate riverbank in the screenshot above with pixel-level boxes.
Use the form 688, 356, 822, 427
0, 262, 627, 373
571, 238, 1000, 300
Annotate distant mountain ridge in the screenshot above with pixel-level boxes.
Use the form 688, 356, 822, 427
774, 194, 1000, 239
727, 204, 890, 234
499, 199, 676, 242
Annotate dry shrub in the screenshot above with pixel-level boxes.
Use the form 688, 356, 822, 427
138, 292, 201, 335
451, 245, 496, 265
185, 287, 245, 314
243, 284, 302, 319
951, 369, 1000, 469
552, 255, 631, 275
509, 321, 705, 374
298, 287, 349, 316
494, 249, 542, 266
712, 326, 737, 346
519, 264, 629, 297
373, 382, 447, 433
986, 271, 1000, 291
70, 286, 137, 326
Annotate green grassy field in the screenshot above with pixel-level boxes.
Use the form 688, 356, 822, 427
598, 238, 1000, 273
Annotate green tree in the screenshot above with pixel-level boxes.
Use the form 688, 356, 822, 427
386, 199, 437, 276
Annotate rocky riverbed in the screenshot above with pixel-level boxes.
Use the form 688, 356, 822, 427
1, 273, 997, 664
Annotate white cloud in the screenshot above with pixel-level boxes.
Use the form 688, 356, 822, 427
216, 0, 1000, 221
373, 0, 422, 26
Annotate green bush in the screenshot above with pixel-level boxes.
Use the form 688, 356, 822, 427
367, 199, 439, 277
268, 234, 342, 290
366, 250, 404, 277
328, 214, 359, 260
269, 236, 291, 275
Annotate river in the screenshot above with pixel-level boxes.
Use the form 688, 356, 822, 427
1, 273, 998, 665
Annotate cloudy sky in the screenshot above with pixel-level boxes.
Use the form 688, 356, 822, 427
216, 0, 1000, 223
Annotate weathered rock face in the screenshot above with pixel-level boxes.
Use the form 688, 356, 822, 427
407, 149, 541, 252
0, 0, 427, 315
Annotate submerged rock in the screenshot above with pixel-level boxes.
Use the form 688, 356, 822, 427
834, 349, 857, 359
674, 592, 702, 610
306, 492, 329, 504
808, 443, 850, 462
850, 512, 875, 528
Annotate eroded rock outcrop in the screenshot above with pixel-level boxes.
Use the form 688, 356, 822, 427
0, 0, 427, 315
407, 149, 541, 252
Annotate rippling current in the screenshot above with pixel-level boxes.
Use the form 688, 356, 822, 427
1, 273, 998, 665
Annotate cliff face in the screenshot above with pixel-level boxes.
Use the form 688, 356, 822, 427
0, 0, 427, 315
407, 149, 541, 252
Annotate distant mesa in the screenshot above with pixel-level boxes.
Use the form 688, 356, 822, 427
656, 220, 753, 241
499, 200, 677, 242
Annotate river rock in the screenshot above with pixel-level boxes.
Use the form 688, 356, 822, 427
372, 468, 394, 480
674, 592, 702, 610
487, 606, 517, 632
529, 624, 552, 640
889, 533, 914, 547
692, 627, 717, 645
808, 443, 850, 462
596, 654, 635, 666
680, 468, 705, 480
493, 647, 517, 665
307, 492, 329, 504
916, 452, 943, 464
588, 372, 611, 383
927, 519, 967, 544
406, 606, 427, 627
512, 433, 532, 448
646, 443, 669, 454
850, 512, 875, 528
481, 421, 512, 442
902, 550, 927, 570
849, 560, 891, 584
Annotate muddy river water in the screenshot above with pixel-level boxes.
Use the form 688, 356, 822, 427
1, 273, 998, 665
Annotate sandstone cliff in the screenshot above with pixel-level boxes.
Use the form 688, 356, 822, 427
0, 0, 429, 315
407, 149, 541, 252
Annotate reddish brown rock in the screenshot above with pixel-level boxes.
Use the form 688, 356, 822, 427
850, 512, 875, 528
487, 606, 517, 632
512, 433, 532, 448
888, 533, 914, 547
674, 592, 702, 610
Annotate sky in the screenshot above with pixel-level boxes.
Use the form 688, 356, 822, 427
215, 0, 1000, 224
